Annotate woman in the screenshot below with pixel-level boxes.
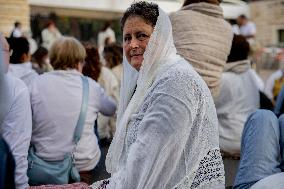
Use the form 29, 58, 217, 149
29, 37, 116, 184
31, 46, 53, 74
92, 2, 224, 189
103, 43, 123, 90
83, 43, 119, 140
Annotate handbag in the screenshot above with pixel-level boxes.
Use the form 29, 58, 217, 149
27, 76, 89, 185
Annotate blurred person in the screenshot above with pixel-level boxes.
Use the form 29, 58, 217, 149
28, 37, 116, 184
236, 14, 261, 64
82, 43, 119, 140
7, 37, 38, 89
92, 2, 224, 188
264, 69, 284, 102
170, 0, 233, 98
0, 38, 16, 189
215, 35, 259, 156
31, 46, 53, 74
264, 50, 284, 102
23, 30, 38, 55
237, 15, 256, 40
274, 51, 284, 115
0, 34, 32, 189
41, 20, 62, 50
233, 110, 284, 189
103, 43, 123, 88
97, 22, 116, 65
10, 21, 23, 38
97, 22, 116, 53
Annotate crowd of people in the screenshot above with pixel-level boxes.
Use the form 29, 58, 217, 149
1, 0, 284, 189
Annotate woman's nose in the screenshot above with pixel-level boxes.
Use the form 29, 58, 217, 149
130, 38, 139, 49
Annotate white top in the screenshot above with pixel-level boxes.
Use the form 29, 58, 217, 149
97, 27, 116, 51
97, 27, 116, 65
97, 67, 119, 139
12, 28, 22, 38
30, 70, 116, 171
215, 62, 259, 155
111, 64, 123, 89
250, 69, 264, 91
240, 21, 256, 37
264, 69, 283, 100
0, 73, 32, 189
232, 24, 240, 35
41, 28, 62, 50
9, 62, 38, 90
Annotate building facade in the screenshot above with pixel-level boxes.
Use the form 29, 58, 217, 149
0, 0, 30, 37
250, 0, 284, 46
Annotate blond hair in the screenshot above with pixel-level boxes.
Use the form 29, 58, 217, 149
50, 37, 86, 70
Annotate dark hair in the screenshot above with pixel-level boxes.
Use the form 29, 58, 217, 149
14, 21, 21, 28
82, 43, 101, 81
239, 14, 247, 20
47, 20, 55, 27
121, 1, 159, 31
32, 46, 48, 67
101, 21, 111, 32
7, 37, 30, 63
103, 43, 123, 69
227, 35, 250, 63
183, 0, 221, 6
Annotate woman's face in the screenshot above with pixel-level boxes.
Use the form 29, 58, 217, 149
123, 16, 154, 71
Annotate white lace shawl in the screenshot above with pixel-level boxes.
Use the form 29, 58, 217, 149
103, 8, 224, 189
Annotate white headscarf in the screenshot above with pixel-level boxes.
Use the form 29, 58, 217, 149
106, 7, 183, 173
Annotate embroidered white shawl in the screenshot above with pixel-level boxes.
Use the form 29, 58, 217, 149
92, 7, 224, 189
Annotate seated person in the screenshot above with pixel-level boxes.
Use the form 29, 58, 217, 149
0, 34, 32, 189
215, 34, 259, 156
29, 37, 116, 184
7, 37, 38, 89
233, 110, 284, 189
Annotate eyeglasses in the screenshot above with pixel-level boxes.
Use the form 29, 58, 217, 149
2, 49, 13, 56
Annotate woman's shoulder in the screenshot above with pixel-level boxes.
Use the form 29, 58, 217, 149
159, 60, 206, 88
154, 60, 212, 101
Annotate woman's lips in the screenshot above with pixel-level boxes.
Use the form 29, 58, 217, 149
131, 54, 143, 58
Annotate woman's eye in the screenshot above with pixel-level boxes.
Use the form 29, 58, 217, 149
137, 34, 148, 41
124, 36, 131, 42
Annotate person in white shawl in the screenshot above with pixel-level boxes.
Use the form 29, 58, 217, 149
92, 2, 224, 189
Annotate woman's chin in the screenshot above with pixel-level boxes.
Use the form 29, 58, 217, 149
130, 61, 143, 71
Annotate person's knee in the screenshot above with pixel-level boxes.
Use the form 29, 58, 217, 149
243, 110, 278, 140
246, 110, 277, 130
